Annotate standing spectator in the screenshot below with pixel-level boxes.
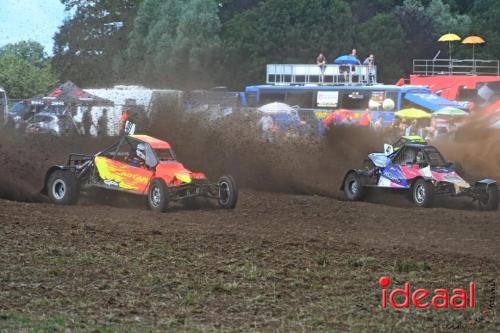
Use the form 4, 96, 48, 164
316, 53, 327, 83
258, 114, 274, 142
120, 108, 129, 135
387, 117, 402, 140
97, 108, 108, 136
363, 54, 375, 83
405, 119, 418, 136
82, 107, 92, 136
373, 115, 384, 130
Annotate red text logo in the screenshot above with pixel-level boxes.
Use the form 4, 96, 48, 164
379, 276, 475, 309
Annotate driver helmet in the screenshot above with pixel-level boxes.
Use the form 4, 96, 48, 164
416, 151, 424, 164
136, 143, 146, 161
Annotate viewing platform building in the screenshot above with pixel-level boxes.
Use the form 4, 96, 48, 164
266, 64, 377, 86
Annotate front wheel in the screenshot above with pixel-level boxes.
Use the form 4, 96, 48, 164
147, 180, 169, 212
412, 179, 434, 208
218, 175, 238, 209
478, 185, 499, 211
343, 172, 365, 201
47, 170, 80, 205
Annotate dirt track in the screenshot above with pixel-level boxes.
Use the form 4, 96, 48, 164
1, 190, 500, 331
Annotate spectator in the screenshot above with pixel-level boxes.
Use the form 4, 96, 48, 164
359, 110, 371, 127
82, 107, 92, 136
373, 115, 384, 130
316, 53, 327, 83
363, 54, 375, 83
97, 108, 108, 136
120, 108, 129, 135
341, 49, 361, 83
258, 114, 274, 142
405, 119, 418, 136
386, 117, 402, 139
350, 49, 361, 64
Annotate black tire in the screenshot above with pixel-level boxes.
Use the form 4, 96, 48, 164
47, 170, 80, 205
343, 172, 365, 201
147, 179, 169, 212
478, 185, 499, 211
218, 175, 238, 209
412, 179, 434, 208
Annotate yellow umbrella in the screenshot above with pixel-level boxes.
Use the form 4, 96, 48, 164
395, 108, 432, 119
438, 33, 461, 64
438, 33, 461, 42
462, 36, 486, 67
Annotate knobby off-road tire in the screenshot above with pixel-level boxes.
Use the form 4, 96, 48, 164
412, 179, 434, 208
147, 179, 169, 212
478, 185, 499, 211
344, 172, 365, 201
47, 170, 80, 205
218, 175, 238, 209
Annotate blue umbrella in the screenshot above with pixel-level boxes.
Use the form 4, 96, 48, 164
334, 55, 360, 65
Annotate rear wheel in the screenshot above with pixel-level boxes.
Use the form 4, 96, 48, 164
412, 179, 434, 208
218, 175, 238, 209
478, 185, 499, 211
47, 170, 80, 205
148, 180, 169, 212
343, 172, 365, 201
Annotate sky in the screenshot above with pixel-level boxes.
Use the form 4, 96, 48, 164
0, 0, 67, 54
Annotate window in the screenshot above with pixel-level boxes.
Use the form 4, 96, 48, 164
423, 147, 447, 167
155, 148, 175, 161
339, 91, 369, 110
10, 102, 30, 115
393, 147, 417, 165
456, 87, 477, 102
260, 92, 286, 105
285, 92, 313, 108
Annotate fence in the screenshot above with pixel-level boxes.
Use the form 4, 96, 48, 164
413, 59, 500, 76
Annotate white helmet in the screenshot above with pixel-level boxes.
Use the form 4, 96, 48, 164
136, 143, 146, 160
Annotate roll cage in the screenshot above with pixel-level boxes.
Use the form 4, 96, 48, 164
389, 144, 448, 168
97, 136, 176, 169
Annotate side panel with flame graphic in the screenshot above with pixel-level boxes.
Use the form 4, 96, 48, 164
95, 156, 153, 193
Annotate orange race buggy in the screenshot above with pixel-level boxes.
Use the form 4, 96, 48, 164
42, 134, 238, 212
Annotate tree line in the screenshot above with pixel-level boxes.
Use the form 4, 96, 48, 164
1, 0, 500, 98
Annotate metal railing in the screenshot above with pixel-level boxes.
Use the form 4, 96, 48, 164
413, 59, 500, 76
266, 64, 377, 85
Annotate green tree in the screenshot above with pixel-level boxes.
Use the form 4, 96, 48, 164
0, 41, 58, 99
0, 41, 46, 68
52, 0, 139, 87
355, 14, 408, 83
394, 0, 471, 73
126, 0, 222, 88
221, 0, 355, 88
469, 0, 500, 60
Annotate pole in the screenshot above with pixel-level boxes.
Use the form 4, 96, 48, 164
473, 44, 475, 74
449, 41, 452, 75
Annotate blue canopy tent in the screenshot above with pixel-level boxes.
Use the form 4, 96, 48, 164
404, 93, 465, 112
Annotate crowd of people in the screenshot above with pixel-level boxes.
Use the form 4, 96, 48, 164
384, 117, 460, 141
316, 49, 375, 83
